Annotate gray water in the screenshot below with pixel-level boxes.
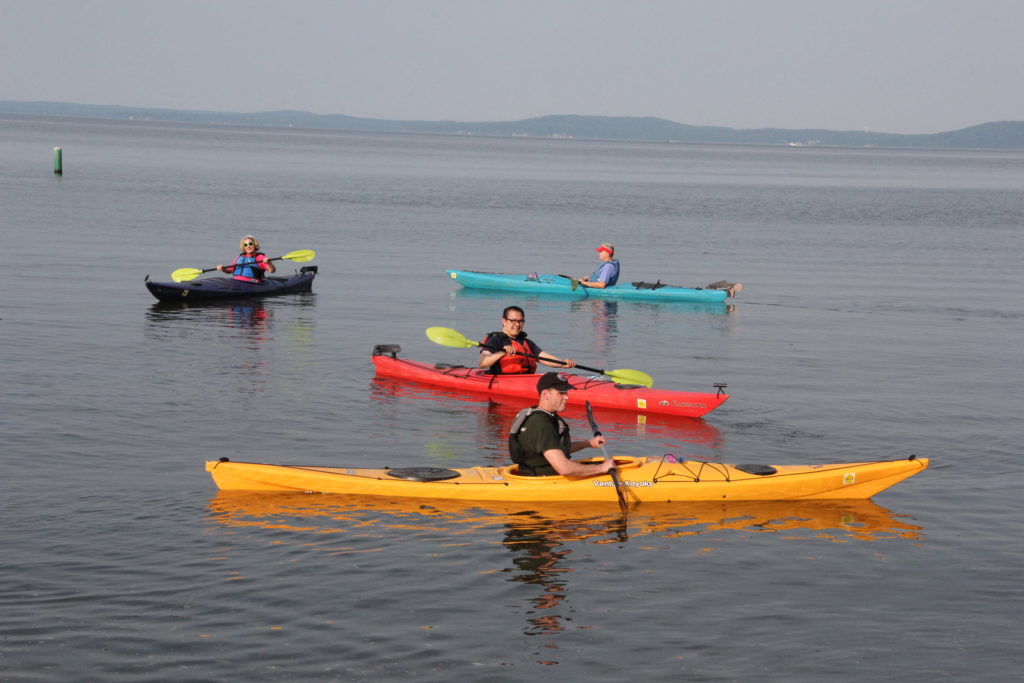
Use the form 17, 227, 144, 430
2, 114, 1022, 680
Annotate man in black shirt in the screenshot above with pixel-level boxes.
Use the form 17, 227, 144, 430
508, 372, 616, 477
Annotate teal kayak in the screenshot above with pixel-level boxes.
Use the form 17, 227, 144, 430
446, 270, 735, 303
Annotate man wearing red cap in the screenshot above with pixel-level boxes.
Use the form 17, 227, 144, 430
578, 243, 620, 289
508, 372, 616, 477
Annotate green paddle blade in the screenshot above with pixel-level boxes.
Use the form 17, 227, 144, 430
282, 249, 315, 262
557, 274, 580, 291
426, 326, 480, 348
171, 267, 203, 283
603, 368, 654, 388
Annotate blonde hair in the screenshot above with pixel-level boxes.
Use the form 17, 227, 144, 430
240, 235, 261, 251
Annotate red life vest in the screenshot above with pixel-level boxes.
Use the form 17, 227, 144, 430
482, 332, 538, 374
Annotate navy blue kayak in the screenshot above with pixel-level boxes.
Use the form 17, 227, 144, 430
145, 267, 317, 302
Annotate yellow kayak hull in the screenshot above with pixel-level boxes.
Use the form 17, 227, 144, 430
205, 456, 928, 503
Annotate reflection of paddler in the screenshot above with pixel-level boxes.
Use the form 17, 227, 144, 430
571, 299, 619, 355
368, 374, 725, 446
228, 303, 269, 329
503, 518, 571, 633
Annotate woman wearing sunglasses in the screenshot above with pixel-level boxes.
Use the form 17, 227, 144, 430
217, 235, 276, 282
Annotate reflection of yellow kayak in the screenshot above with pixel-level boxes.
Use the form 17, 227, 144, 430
207, 490, 924, 542
205, 455, 928, 503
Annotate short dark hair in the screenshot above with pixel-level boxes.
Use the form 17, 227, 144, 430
502, 305, 525, 320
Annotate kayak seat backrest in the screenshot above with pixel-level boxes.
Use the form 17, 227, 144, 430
505, 464, 561, 478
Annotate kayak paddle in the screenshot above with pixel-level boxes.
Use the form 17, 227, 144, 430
171, 249, 316, 283
425, 326, 654, 388
586, 400, 627, 512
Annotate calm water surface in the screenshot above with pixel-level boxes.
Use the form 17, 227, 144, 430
2, 115, 1022, 680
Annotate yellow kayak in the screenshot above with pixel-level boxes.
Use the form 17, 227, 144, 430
205, 455, 928, 503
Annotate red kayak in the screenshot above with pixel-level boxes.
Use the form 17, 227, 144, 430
372, 346, 728, 418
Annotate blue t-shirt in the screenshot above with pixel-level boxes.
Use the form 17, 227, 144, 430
590, 259, 620, 286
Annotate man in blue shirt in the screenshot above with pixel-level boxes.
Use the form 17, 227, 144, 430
578, 243, 620, 289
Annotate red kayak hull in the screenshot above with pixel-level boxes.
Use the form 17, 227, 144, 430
371, 354, 728, 418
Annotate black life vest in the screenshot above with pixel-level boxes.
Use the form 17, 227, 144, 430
508, 408, 572, 476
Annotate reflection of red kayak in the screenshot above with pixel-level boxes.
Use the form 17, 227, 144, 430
369, 376, 724, 447
372, 347, 728, 418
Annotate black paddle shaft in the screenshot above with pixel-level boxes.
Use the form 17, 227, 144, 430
217, 254, 289, 274
585, 401, 602, 437
479, 341, 608, 376
585, 400, 627, 511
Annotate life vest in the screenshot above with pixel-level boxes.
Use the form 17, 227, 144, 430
508, 408, 573, 476
231, 252, 267, 281
590, 259, 620, 286
482, 331, 538, 375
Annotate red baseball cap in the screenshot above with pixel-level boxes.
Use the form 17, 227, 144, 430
595, 243, 615, 254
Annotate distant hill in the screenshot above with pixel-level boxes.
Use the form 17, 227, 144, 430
2, 100, 1022, 150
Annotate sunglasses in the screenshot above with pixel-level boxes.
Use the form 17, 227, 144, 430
504, 317, 525, 324
242, 241, 256, 247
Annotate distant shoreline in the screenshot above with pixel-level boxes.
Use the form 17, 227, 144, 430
2, 100, 1022, 151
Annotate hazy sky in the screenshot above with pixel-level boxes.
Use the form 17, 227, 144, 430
2, 0, 1021, 134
